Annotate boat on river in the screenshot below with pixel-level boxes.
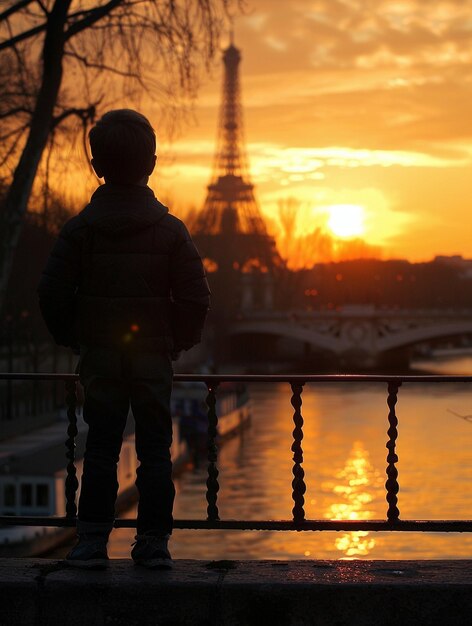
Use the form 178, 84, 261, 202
173, 381, 251, 439
0, 383, 250, 556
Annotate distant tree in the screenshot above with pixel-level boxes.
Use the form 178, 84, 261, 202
0, 0, 238, 313
276, 197, 335, 269
3, 191, 75, 349
277, 196, 298, 261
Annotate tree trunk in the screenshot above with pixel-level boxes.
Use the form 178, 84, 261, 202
0, 0, 72, 315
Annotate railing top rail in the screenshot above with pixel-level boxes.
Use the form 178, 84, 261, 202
1, 372, 472, 383
1, 370, 471, 540
1, 515, 472, 533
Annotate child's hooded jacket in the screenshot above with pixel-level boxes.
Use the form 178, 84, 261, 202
38, 184, 210, 355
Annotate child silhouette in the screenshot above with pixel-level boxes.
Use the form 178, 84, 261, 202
39, 109, 210, 569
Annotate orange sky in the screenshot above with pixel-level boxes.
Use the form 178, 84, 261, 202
72, 0, 472, 265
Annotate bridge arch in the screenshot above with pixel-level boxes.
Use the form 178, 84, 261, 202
229, 321, 343, 354
378, 321, 472, 352
231, 316, 472, 363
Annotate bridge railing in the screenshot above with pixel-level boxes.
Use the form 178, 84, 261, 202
0, 372, 471, 533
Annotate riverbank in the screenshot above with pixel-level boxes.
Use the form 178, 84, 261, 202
2, 558, 471, 625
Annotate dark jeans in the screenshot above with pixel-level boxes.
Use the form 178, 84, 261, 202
77, 350, 175, 537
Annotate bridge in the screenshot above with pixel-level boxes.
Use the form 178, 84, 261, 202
230, 307, 472, 368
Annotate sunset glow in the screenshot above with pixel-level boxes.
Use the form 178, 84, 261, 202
16, 0, 472, 266
326, 204, 365, 239
150, 0, 472, 265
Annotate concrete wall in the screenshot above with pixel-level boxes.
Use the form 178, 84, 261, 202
1, 558, 472, 626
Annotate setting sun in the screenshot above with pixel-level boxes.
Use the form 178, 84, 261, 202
327, 204, 365, 239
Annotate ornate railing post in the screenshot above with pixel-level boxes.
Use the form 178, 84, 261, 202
205, 381, 220, 521
291, 382, 306, 525
385, 381, 401, 523
65, 379, 79, 519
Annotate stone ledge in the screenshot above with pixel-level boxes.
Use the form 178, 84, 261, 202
1, 558, 471, 626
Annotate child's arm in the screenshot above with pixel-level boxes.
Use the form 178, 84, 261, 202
170, 221, 210, 352
37, 217, 83, 349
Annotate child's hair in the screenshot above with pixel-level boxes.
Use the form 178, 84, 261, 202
89, 109, 156, 184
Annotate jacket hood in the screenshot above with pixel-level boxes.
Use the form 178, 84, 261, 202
80, 184, 168, 235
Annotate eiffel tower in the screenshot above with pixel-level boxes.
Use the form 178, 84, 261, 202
191, 38, 281, 278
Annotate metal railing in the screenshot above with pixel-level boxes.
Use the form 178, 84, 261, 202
1, 372, 471, 533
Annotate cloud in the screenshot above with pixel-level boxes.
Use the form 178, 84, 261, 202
158, 0, 472, 262
241, 0, 472, 75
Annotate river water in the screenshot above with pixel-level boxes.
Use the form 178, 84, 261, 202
104, 354, 472, 561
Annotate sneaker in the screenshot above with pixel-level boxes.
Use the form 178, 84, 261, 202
131, 534, 173, 569
65, 533, 109, 570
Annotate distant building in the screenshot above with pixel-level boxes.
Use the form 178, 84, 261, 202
434, 255, 472, 279
190, 39, 282, 315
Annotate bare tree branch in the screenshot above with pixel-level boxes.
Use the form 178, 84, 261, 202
64, 48, 143, 82
0, 122, 31, 143
0, 22, 45, 51
35, 0, 49, 16
0, 106, 33, 120
65, 0, 124, 39
4, 20, 32, 97
51, 104, 98, 129
447, 409, 472, 424
0, 124, 29, 168
0, 0, 36, 22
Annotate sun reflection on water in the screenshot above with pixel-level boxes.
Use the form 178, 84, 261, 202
323, 441, 383, 558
